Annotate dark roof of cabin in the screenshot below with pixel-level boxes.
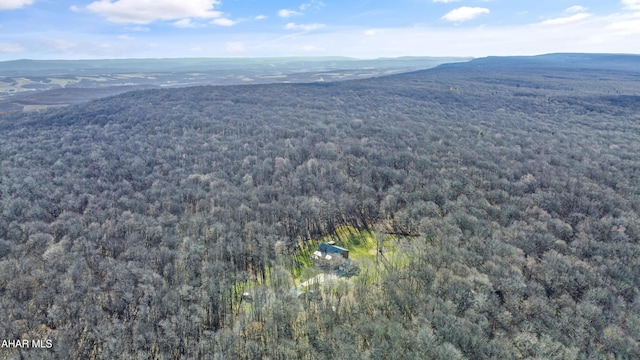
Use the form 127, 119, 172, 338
318, 243, 348, 254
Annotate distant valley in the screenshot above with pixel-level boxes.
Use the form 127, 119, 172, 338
0, 56, 469, 113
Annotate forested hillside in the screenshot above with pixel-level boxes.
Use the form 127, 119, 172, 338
1, 55, 640, 359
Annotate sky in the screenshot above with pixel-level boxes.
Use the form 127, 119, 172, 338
1, 0, 639, 60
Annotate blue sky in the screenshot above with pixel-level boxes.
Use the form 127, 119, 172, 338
1, 0, 639, 59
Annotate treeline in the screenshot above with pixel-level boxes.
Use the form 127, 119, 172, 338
0, 62, 640, 358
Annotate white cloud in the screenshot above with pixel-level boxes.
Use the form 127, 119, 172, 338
255, 14, 267, 20
173, 19, 197, 28
285, 22, 325, 31
84, 0, 222, 24
0, 42, 24, 52
126, 25, 150, 32
118, 34, 133, 40
575, 11, 640, 46
622, 0, 640, 10
266, 16, 640, 57
0, 0, 33, 10
433, 0, 461, 3
277, 2, 322, 21
605, 17, 640, 36
364, 29, 383, 36
278, 9, 302, 18
211, 17, 237, 26
442, 7, 490, 23
7, 0, 640, 59
565, 5, 587, 13
224, 41, 245, 52
250, 10, 640, 57
300, 0, 325, 10
9, 9, 640, 60
541, 13, 591, 26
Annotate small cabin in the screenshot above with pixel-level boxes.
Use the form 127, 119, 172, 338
316, 242, 349, 259
311, 242, 358, 276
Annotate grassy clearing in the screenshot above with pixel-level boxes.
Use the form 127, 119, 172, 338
288, 225, 375, 283
332, 226, 376, 260
290, 238, 321, 282
233, 226, 420, 317
238, 226, 417, 298
289, 225, 411, 284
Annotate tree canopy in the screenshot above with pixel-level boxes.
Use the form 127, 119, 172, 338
1, 58, 640, 358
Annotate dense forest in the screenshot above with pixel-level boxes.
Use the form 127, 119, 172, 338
1, 54, 640, 359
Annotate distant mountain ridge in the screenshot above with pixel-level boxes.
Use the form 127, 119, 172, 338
2, 53, 636, 76
2, 53, 637, 114
435, 53, 640, 72
0, 56, 470, 76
